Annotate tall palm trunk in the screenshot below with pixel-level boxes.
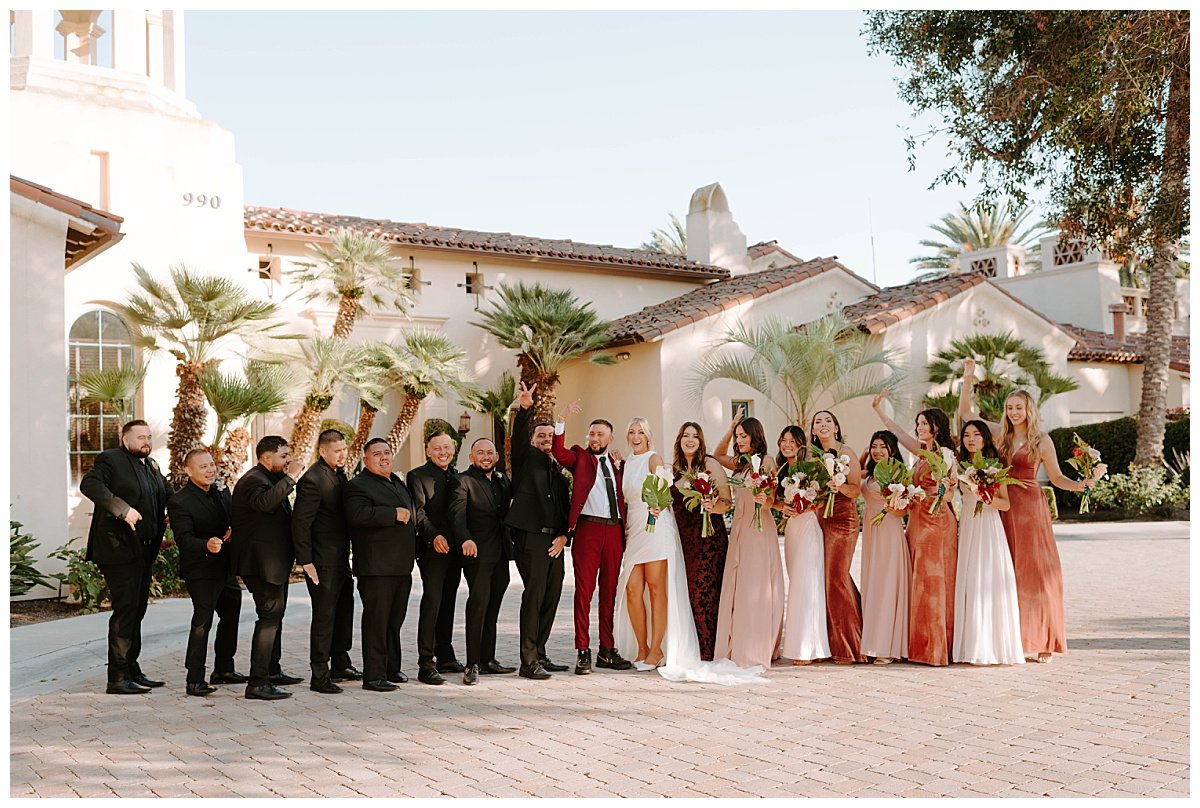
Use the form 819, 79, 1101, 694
346, 402, 379, 472
291, 395, 331, 464
167, 361, 209, 487
384, 394, 423, 455
533, 372, 560, 422
218, 426, 253, 485
331, 293, 358, 341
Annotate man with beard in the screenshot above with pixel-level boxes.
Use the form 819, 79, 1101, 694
80, 419, 173, 694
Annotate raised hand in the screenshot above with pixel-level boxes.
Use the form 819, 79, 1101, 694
871, 388, 889, 411
517, 380, 536, 410
558, 398, 583, 421
963, 357, 977, 378
733, 404, 746, 427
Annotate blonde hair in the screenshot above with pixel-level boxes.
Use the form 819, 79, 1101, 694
998, 389, 1042, 462
626, 417, 654, 451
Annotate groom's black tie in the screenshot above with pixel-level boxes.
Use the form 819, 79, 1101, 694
598, 456, 618, 520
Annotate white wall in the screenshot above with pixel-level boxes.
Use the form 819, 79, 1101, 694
995, 262, 1123, 332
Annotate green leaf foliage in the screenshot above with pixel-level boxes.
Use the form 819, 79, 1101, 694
10, 521, 52, 597
910, 200, 1050, 279
76, 365, 147, 413
286, 228, 415, 321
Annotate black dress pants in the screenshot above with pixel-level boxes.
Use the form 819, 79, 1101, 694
183, 575, 242, 683
462, 560, 510, 667
306, 566, 355, 682
415, 550, 463, 668
98, 551, 155, 682
514, 533, 565, 668
240, 576, 289, 687
359, 575, 412, 683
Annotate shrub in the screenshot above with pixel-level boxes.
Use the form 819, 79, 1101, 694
50, 542, 109, 613
150, 529, 185, 598
424, 418, 464, 468
1089, 466, 1189, 516
318, 418, 356, 460
10, 521, 52, 597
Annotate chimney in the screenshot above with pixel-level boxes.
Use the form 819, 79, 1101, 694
1109, 302, 1127, 342
686, 183, 749, 276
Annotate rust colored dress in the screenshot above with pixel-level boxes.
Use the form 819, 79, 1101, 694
1000, 445, 1067, 656
816, 485, 865, 663
906, 457, 958, 666
670, 481, 729, 662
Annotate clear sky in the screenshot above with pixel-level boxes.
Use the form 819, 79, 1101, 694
185, 10, 1026, 289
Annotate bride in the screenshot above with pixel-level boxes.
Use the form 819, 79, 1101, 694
613, 417, 765, 685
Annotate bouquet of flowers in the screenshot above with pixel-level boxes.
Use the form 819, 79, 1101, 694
729, 454, 776, 530
640, 464, 675, 533
779, 460, 822, 518
958, 450, 1024, 517
811, 445, 852, 518
868, 456, 922, 527
677, 468, 717, 538
1065, 433, 1107, 514
917, 446, 958, 516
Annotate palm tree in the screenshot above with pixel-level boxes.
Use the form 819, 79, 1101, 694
76, 365, 148, 416
925, 331, 1079, 424
464, 371, 517, 471
287, 228, 415, 341
688, 312, 905, 426
379, 330, 479, 455
473, 281, 617, 421
910, 200, 1051, 280
116, 264, 292, 485
198, 361, 299, 483
641, 213, 687, 255
344, 341, 404, 472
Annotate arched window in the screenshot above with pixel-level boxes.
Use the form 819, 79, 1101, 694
68, 309, 136, 485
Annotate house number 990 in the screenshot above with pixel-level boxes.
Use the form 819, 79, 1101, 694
182, 193, 221, 209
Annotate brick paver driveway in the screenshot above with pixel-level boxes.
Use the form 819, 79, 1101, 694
10, 522, 1188, 797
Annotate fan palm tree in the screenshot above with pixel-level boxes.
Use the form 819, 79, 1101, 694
198, 361, 299, 483
463, 371, 517, 471
688, 312, 905, 426
287, 228, 415, 341
76, 365, 148, 416
473, 281, 617, 421
343, 341, 404, 472
641, 213, 687, 255
925, 331, 1079, 423
116, 263, 293, 485
378, 330, 479, 455
910, 200, 1051, 280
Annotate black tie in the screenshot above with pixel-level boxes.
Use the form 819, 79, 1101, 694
598, 456, 619, 520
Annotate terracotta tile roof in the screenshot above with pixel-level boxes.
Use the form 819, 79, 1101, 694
244, 205, 729, 280
606, 257, 857, 346
11, 175, 124, 268
1059, 322, 1191, 372
841, 273, 986, 334
747, 240, 805, 266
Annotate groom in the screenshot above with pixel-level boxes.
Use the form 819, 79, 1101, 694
553, 400, 633, 675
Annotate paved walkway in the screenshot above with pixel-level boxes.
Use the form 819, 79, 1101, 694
9, 521, 1190, 797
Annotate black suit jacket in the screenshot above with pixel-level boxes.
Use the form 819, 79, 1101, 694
450, 465, 513, 564
406, 460, 460, 559
505, 406, 569, 545
167, 481, 234, 581
343, 470, 418, 577
80, 448, 172, 565
291, 460, 350, 569
231, 464, 297, 586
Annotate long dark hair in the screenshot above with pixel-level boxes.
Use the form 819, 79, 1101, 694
809, 409, 846, 450
734, 417, 769, 473
775, 425, 808, 471
862, 430, 902, 476
672, 421, 709, 477
917, 408, 955, 451
958, 419, 1000, 463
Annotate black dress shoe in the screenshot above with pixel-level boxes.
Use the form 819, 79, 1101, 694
436, 659, 466, 675
245, 684, 292, 700
269, 672, 303, 686
463, 664, 480, 686
210, 671, 249, 684
310, 679, 343, 694
186, 682, 218, 697
130, 673, 165, 688
539, 657, 569, 673
386, 671, 409, 684
575, 649, 592, 675
330, 667, 362, 682
480, 660, 516, 675
106, 680, 150, 695
595, 648, 633, 671
417, 668, 446, 685
519, 664, 552, 680
363, 679, 397, 692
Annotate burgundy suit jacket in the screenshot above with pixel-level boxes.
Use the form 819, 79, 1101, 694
551, 432, 626, 533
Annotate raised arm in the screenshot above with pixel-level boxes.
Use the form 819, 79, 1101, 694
510, 381, 535, 475
870, 389, 922, 455
551, 398, 583, 470
959, 359, 1002, 435
712, 405, 745, 470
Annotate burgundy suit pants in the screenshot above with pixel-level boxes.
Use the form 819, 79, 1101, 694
571, 519, 624, 650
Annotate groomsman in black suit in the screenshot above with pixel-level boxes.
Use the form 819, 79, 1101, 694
293, 428, 361, 694
343, 438, 419, 692
450, 438, 515, 686
507, 383, 570, 680
166, 448, 244, 696
80, 419, 173, 694
407, 430, 466, 685
231, 435, 306, 700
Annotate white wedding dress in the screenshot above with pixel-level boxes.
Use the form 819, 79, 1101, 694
953, 487, 1025, 665
614, 451, 766, 685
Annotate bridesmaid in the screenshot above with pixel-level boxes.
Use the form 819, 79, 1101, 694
958, 359, 1103, 663
858, 430, 911, 665
810, 410, 865, 665
669, 422, 733, 662
773, 425, 830, 666
871, 392, 959, 667
711, 411, 785, 669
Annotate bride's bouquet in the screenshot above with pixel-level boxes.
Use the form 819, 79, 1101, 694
868, 456, 924, 527
729, 454, 775, 530
640, 465, 675, 533
779, 460, 822, 518
1065, 433, 1107, 514
677, 468, 717, 538
811, 445, 852, 519
958, 450, 1024, 517
917, 446, 958, 516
